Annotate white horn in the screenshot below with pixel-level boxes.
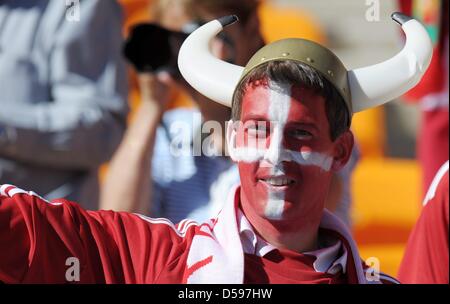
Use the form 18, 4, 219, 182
178, 16, 244, 107
349, 13, 433, 112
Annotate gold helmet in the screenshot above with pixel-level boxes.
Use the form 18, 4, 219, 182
178, 13, 433, 118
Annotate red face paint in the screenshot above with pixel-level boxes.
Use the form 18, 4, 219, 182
232, 81, 337, 232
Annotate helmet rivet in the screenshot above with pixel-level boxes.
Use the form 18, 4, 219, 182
306, 57, 314, 63
282, 52, 290, 57
261, 57, 266, 61
328, 70, 334, 77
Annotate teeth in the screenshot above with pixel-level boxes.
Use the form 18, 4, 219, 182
263, 177, 294, 186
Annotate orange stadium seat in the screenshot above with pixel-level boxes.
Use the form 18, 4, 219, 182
352, 158, 421, 276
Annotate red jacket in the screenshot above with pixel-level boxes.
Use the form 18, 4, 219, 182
0, 184, 199, 283
398, 162, 449, 284
0, 184, 398, 284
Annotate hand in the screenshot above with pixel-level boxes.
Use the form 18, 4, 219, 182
137, 71, 173, 113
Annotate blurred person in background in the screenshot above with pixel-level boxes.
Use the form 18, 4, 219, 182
399, 0, 449, 195
0, 0, 128, 209
100, 0, 264, 223
398, 160, 448, 284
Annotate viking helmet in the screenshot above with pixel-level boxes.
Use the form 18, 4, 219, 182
178, 13, 432, 119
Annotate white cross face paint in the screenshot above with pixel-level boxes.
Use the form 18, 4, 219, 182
228, 82, 333, 171
263, 82, 291, 220
264, 82, 291, 166
230, 80, 335, 222
229, 147, 333, 171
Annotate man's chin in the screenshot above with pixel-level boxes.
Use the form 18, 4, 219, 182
263, 213, 285, 221
263, 202, 300, 221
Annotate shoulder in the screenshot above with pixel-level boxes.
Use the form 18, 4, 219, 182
1, 183, 202, 242
421, 161, 449, 227
423, 161, 449, 207
1, 184, 75, 209
131, 214, 200, 238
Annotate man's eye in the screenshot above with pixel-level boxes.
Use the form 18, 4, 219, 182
289, 129, 313, 139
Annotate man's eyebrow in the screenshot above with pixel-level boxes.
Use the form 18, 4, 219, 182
241, 114, 270, 122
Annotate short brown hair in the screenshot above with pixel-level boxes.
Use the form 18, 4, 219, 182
232, 60, 350, 141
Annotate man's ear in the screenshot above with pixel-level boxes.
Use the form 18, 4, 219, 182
226, 119, 238, 162
331, 130, 354, 171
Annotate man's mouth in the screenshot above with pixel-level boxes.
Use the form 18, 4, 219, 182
259, 176, 296, 187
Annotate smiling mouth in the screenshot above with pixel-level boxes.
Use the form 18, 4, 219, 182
259, 176, 296, 187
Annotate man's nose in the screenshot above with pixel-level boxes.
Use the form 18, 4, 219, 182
263, 127, 285, 165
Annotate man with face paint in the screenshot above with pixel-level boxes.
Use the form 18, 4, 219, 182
228, 65, 353, 254
0, 13, 432, 284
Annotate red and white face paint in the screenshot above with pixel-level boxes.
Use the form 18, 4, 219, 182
227, 80, 336, 224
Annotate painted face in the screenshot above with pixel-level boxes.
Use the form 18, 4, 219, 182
228, 80, 339, 227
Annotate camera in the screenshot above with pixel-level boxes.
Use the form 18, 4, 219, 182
123, 21, 235, 78
123, 22, 199, 78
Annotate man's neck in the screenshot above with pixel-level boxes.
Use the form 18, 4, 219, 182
240, 196, 322, 253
